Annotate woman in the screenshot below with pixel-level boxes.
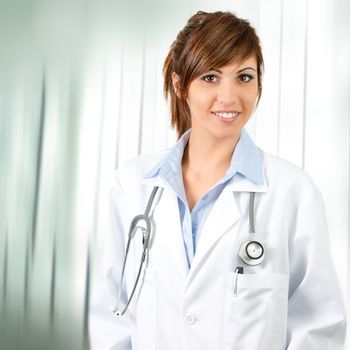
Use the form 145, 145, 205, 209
89, 11, 346, 350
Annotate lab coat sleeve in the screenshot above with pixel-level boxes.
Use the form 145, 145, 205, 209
286, 183, 347, 349
89, 173, 132, 350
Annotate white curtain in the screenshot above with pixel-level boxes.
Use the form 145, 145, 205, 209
0, 0, 349, 348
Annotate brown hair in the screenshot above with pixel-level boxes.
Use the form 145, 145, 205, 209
163, 11, 264, 138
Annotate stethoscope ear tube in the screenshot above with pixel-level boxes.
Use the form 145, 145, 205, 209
129, 214, 151, 249
115, 245, 149, 316
114, 187, 159, 316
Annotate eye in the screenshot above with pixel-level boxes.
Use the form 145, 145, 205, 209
237, 73, 254, 83
201, 74, 218, 83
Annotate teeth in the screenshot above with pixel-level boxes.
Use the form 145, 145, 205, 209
214, 112, 238, 119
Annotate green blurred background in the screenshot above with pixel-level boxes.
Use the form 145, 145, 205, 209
1, 0, 349, 349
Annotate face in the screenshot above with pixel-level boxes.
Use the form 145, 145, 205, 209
173, 56, 259, 141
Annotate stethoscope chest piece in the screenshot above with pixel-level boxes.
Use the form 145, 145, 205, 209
239, 240, 265, 266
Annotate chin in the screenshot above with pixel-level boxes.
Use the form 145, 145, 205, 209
209, 127, 242, 141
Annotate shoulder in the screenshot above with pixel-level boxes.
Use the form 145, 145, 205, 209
260, 150, 326, 233
260, 149, 318, 195
114, 148, 171, 188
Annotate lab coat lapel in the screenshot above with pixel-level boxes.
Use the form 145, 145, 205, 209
185, 187, 241, 286
185, 178, 268, 287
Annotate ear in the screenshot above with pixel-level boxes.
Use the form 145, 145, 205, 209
171, 72, 181, 98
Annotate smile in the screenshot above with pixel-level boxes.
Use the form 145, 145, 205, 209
212, 111, 240, 120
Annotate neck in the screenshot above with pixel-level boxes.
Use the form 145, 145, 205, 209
182, 129, 241, 176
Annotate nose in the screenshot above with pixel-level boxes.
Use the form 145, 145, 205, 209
216, 79, 239, 105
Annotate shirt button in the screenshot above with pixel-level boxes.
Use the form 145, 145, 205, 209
185, 313, 197, 325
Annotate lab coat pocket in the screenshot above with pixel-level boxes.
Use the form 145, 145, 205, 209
223, 272, 288, 350
133, 267, 157, 350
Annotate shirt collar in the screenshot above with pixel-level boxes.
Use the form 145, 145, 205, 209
225, 129, 264, 185
144, 128, 264, 186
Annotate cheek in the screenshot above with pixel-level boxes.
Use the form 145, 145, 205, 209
244, 88, 259, 108
188, 90, 210, 112
189, 89, 215, 110
247, 96, 258, 107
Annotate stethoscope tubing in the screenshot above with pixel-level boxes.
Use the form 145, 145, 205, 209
249, 192, 255, 233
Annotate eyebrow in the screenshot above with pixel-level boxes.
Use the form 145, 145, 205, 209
208, 67, 257, 74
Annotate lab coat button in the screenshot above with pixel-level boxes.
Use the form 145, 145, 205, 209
185, 313, 197, 325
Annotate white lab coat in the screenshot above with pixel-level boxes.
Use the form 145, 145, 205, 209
89, 149, 347, 350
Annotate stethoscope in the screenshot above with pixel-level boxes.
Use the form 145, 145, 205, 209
112, 187, 265, 316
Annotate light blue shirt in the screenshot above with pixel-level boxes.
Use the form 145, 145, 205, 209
144, 128, 264, 267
